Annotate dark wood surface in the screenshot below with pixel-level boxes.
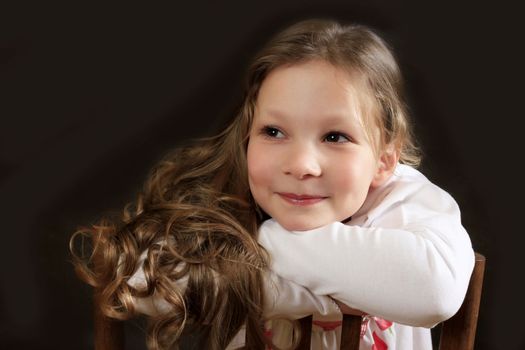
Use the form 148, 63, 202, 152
297, 315, 313, 350
340, 315, 362, 350
94, 300, 125, 350
439, 253, 486, 350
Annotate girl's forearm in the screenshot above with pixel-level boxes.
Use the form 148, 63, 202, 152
258, 219, 474, 327
127, 252, 342, 319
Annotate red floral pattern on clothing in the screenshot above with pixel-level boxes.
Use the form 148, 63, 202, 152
372, 331, 388, 350
291, 315, 393, 349
312, 320, 342, 331
361, 315, 393, 350
264, 328, 273, 350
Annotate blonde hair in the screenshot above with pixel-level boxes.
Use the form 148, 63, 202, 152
71, 18, 420, 350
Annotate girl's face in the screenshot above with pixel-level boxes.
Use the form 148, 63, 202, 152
247, 60, 392, 231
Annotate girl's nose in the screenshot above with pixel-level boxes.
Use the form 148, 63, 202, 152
282, 145, 322, 179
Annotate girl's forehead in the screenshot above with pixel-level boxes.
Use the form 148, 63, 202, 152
252, 60, 384, 152
256, 60, 378, 124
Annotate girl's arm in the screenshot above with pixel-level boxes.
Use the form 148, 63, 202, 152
127, 254, 341, 320
263, 270, 341, 319
258, 178, 475, 328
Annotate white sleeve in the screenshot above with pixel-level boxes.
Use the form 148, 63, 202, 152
126, 251, 340, 320
263, 270, 341, 320
126, 251, 179, 316
258, 180, 475, 328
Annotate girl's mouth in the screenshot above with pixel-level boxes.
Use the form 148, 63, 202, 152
277, 192, 327, 206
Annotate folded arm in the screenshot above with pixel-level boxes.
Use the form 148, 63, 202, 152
258, 180, 475, 328
127, 253, 340, 320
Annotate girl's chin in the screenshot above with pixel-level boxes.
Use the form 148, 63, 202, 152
272, 212, 354, 231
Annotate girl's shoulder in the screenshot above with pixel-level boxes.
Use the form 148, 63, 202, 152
353, 163, 459, 226
378, 164, 448, 199
390, 163, 430, 185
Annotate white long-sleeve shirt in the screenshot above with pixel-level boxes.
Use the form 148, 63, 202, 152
252, 164, 475, 349
129, 164, 474, 349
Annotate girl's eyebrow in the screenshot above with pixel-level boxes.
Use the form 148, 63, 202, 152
260, 108, 361, 127
257, 108, 288, 120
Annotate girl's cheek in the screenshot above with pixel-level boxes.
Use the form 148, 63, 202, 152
248, 143, 276, 185
247, 143, 265, 179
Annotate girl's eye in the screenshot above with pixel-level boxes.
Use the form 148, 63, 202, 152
262, 126, 285, 139
324, 132, 351, 143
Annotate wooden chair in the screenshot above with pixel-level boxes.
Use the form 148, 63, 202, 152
93, 253, 485, 349
291, 252, 486, 350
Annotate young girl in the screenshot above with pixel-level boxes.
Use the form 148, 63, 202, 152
71, 19, 474, 350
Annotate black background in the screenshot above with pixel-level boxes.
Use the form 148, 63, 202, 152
1, 1, 523, 349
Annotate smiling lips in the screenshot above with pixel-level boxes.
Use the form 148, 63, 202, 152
277, 192, 328, 206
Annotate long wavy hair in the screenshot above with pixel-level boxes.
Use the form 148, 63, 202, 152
70, 18, 420, 350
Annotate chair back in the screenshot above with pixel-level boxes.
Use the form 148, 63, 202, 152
290, 252, 486, 350
93, 253, 485, 350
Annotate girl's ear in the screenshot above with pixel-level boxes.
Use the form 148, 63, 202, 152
371, 144, 399, 188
